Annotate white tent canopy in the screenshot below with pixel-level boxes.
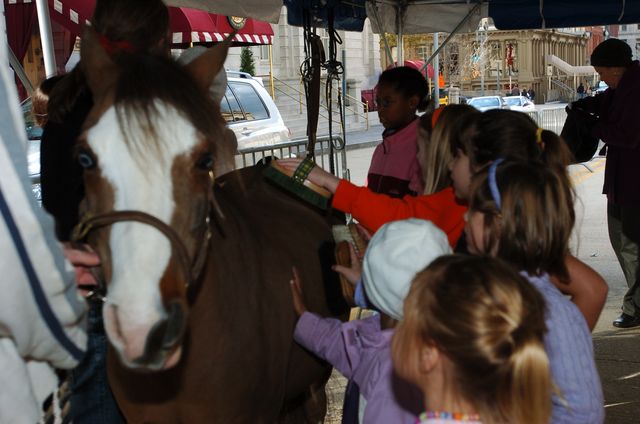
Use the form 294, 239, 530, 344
365, 1, 486, 35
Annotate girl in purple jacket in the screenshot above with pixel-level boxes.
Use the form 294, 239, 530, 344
290, 218, 451, 424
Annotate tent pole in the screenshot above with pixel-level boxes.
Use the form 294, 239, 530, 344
367, 1, 394, 67
35, 0, 57, 76
420, 2, 481, 73
269, 44, 275, 99
433, 32, 439, 103
396, 5, 403, 65
7, 43, 34, 94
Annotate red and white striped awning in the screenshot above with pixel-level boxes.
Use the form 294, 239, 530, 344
6, 0, 274, 46
169, 8, 273, 46
174, 31, 273, 45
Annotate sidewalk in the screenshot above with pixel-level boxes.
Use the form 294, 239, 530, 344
343, 123, 384, 150
574, 160, 640, 423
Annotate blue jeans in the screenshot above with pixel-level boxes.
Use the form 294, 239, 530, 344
69, 300, 125, 423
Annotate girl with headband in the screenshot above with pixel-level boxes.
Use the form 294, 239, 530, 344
465, 159, 604, 423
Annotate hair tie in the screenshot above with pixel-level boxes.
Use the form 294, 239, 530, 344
535, 127, 544, 146
488, 158, 505, 210
96, 31, 135, 56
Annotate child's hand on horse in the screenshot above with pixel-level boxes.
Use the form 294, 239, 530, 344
332, 242, 362, 286
289, 266, 307, 316
355, 223, 372, 247
276, 158, 340, 194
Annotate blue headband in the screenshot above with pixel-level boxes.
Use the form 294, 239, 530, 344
488, 158, 505, 209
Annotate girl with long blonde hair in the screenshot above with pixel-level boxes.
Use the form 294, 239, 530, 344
393, 254, 551, 424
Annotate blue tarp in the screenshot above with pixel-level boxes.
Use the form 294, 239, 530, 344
284, 0, 367, 31
489, 0, 640, 30
283, 0, 640, 33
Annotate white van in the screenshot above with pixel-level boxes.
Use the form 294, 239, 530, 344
24, 71, 290, 202
223, 71, 290, 150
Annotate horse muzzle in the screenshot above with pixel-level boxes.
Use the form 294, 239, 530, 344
105, 301, 187, 370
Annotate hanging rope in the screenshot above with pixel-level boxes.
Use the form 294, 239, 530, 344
300, 8, 324, 161
322, 6, 344, 175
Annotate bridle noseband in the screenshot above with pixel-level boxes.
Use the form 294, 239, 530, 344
72, 171, 216, 301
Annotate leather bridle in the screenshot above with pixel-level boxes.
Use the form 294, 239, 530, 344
72, 170, 215, 302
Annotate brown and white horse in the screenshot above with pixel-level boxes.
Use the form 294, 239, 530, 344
76, 30, 345, 422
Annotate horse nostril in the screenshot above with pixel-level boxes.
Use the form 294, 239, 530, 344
133, 302, 186, 369
163, 302, 185, 349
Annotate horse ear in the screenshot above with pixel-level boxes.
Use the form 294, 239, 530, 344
80, 27, 118, 102
184, 32, 234, 92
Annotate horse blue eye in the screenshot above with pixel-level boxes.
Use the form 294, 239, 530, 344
78, 152, 95, 169
196, 153, 213, 170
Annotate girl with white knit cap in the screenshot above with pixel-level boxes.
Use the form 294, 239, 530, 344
290, 218, 451, 424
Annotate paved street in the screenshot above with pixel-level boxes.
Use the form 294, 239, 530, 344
339, 143, 640, 423
573, 158, 640, 423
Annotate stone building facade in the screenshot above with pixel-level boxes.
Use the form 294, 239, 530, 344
225, 7, 382, 100
381, 26, 596, 102
616, 24, 640, 60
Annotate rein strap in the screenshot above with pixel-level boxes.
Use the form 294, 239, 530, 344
72, 209, 209, 290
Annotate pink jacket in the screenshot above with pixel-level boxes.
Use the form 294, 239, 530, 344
294, 313, 422, 424
367, 118, 423, 197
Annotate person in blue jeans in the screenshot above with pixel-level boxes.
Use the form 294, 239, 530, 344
69, 298, 125, 423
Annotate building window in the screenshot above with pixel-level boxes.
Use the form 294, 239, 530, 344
417, 45, 431, 61
505, 41, 518, 74
259, 44, 269, 60
622, 25, 627, 31
445, 42, 460, 84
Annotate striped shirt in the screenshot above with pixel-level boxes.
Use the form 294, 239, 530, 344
525, 273, 604, 424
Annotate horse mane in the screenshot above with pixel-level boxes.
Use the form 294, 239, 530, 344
111, 53, 224, 157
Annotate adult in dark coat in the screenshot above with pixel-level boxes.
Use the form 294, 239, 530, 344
527, 88, 535, 102
572, 38, 640, 328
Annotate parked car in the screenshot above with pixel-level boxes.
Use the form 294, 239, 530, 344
502, 95, 535, 112
20, 99, 43, 201
222, 71, 290, 150
22, 72, 290, 199
593, 81, 608, 95
467, 95, 509, 112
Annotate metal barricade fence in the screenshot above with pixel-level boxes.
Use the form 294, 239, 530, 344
524, 107, 567, 134
236, 135, 350, 180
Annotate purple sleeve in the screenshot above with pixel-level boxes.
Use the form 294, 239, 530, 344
293, 312, 360, 378
362, 390, 418, 424
354, 278, 369, 309
528, 276, 605, 424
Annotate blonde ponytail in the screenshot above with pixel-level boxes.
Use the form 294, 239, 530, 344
393, 255, 551, 424
501, 334, 552, 424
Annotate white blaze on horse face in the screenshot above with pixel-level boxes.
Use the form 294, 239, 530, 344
86, 103, 199, 364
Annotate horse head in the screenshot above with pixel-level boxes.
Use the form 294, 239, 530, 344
77, 29, 231, 370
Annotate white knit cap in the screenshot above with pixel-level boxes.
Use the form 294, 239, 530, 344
177, 46, 228, 103
362, 219, 452, 321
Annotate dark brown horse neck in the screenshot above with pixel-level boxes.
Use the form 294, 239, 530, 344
108, 162, 348, 423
